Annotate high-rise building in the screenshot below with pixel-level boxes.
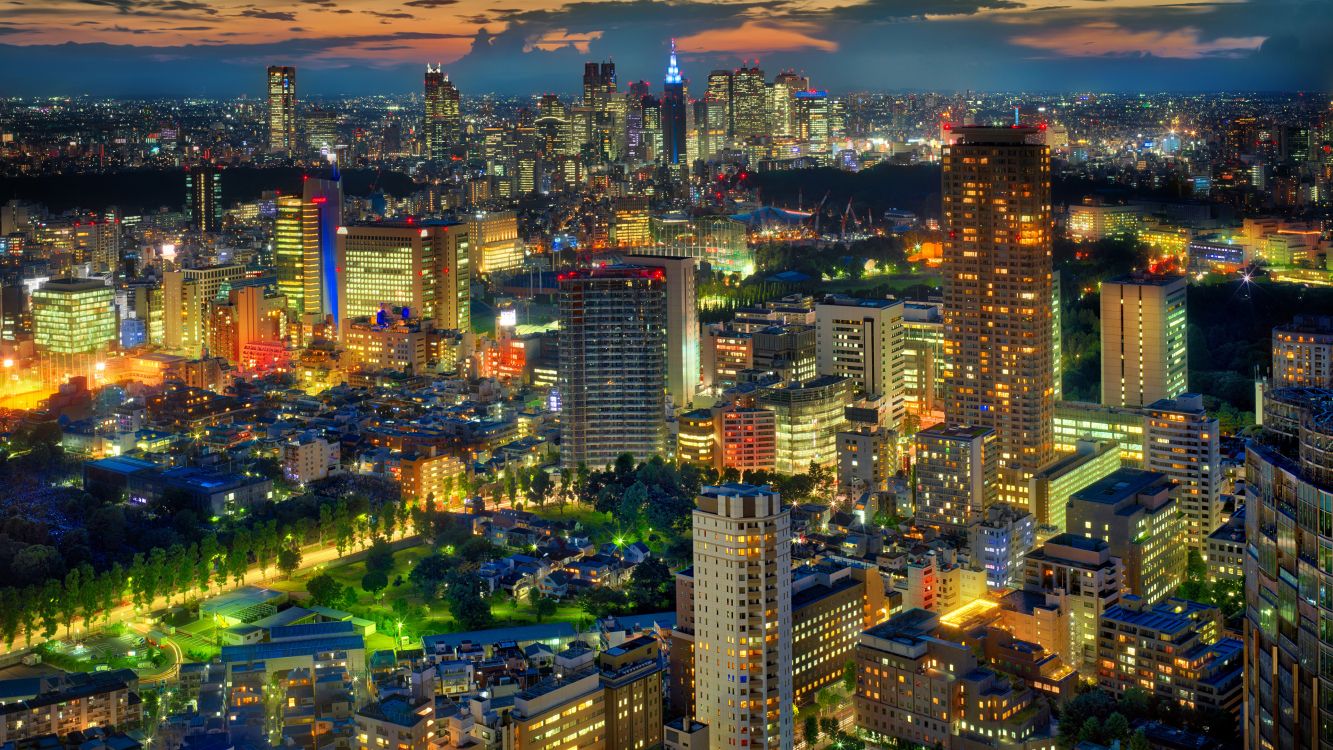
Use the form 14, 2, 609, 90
1243, 387, 1333, 750
768, 71, 806, 137
1100, 274, 1187, 408
163, 265, 246, 358
815, 297, 906, 429
914, 424, 998, 533
274, 195, 309, 315
660, 41, 687, 166
582, 60, 619, 160
626, 254, 698, 409
901, 301, 947, 420
266, 66, 297, 156
793, 91, 831, 156
302, 173, 343, 322
969, 503, 1036, 590
1271, 315, 1333, 387
691, 484, 793, 750
336, 220, 470, 334
1067, 468, 1184, 604
1029, 438, 1121, 535
558, 265, 667, 468
32, 278, 116, 356
705, 70, 731, 137
1144, 393, 1221, 550
730, 65, 766, 140
758, 375, 851, 474
467, 211, 523, 274
185, 163, 223, 234
424, 65, 461, 161
942, 126, 1054, 504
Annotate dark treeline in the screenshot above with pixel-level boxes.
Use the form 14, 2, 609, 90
0, 166, 417, 214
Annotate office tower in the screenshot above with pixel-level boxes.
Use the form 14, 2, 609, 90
1053, 269, 1063, 401
1067, 468, 1184, 604
1144, 393, 1221, 550
942, 126, 1054, 504
582, 60, 618, 159
730, 64, 766, 140
691, 484, 793, 750
1096, 597, 1241, 712
1271, 315, 1333, 387
185, 163, 223, 234
969, 503, 1035, 590
302, 173, 343, 322
1029, 438, 1121, 535
757, 375, 851, 474
1053, 399, 1146, 465
163, 265, 246, 358
705, 70, 731, 136
1100, 274, 1187, 408
424, 65, 461, 161
467, 211, 523, 274
627, 254, 698, 409
914, 424, 998, 533
1021, 533, 1123, 668
660, 41, 687, 166
274, 195, 308, 314
337, 220, 470, 333
558, 265, 667, 468
267, 66, 297, 156
1243, 387, 1333, 750
32, 278, 115, 356
815, 297, 906, 429
768, 71, 806, 137
794, 90, 831, 156
901, 301, 946, 419
304, 106, 338, 155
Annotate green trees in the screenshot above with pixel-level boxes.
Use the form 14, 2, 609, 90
443, 570, 493, 631
307, 574, 348, 609
527, 588, 557, 623
626, 558, 674, 612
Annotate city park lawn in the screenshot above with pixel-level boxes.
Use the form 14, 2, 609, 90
268, 540, 592, 642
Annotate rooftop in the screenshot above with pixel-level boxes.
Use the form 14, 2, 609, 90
1070, 468, 1168, 505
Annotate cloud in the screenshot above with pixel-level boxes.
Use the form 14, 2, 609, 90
364, 10, 413, 19
237, 8, 295, 21
675, 20, 838, 54
523, 28, 602, 53
402, 0, 458, 6
1010, 21, 1265, 58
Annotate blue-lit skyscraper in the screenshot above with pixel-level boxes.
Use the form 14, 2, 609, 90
661, 40, 687, 166
301, 156, 343, 325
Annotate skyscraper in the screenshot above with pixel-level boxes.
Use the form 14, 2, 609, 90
336, 220, 470, 334
423, 65, 461, 161
1100, 273, 1187, 408
660, 40, 687, 166
626, 254, 699, 410
582, 60, 619, 159
942, 126, 1054, 503
691, 483, 794, 750
793, 90, 831, 156
274, 194, 308, 315
1244, 387, 1333, 750
705, 69, 731, 139
185, 163, 222, 234
914, 424, 998, 533
1067, 468, 1184, 604
267, 66, 297, 157
730, 64, 766, 140
302, 171, 343, 323
558, 265, 667, 468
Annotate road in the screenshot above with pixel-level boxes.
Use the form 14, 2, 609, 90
0, 530, 421, 662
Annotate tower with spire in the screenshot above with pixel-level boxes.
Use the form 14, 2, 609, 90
661, 39, 687, 166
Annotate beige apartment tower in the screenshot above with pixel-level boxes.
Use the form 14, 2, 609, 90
1100, 273, 1187, 408
267, 66, 297, 156
942, 126, 1055, 503
691, 484, 794, 750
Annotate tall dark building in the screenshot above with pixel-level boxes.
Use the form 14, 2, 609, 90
941, 126, 1054, 503
660, 40, 687, 166
266, 65, 296, 156
582, 60, 618, 159
558, 265, 667, 468
185, 163, 222, 234
424, 64, 461, 161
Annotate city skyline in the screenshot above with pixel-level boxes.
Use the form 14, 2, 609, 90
0, 0, 1330, 96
